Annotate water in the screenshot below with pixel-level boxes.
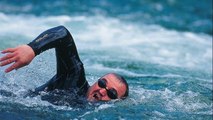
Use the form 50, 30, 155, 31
0, 0, 212, 119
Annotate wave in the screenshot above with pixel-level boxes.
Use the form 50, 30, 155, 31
0, 0, 212, 35
0, 12, 212, 73
130, 87, 212, 115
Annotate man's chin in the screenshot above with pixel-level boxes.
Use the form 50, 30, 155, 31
87, 97, 97, 102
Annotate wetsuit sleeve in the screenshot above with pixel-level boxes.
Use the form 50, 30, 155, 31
28, 25, 70, 56
28, 25, 82, 74
27, 26, 89, 95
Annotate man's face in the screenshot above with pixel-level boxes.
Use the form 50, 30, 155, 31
87, 73, 126, 101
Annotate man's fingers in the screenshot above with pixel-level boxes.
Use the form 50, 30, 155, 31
1, 48, 17, 54
5, 62, 20, 73
0, 53, 16, 62
1, 45, 35, 73
0, 57, 17, 66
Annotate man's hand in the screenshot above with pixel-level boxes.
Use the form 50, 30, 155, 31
0, 45, 35, 73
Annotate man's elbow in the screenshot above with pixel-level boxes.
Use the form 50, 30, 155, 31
55, 25, 72, 39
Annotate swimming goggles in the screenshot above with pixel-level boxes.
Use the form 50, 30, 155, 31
98, 78, 118, 99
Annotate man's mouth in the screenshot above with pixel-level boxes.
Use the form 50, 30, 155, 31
92, 91, 101, 100
93, 93, 99, 99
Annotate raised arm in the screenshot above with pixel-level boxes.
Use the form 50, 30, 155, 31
28, 25, 83, 75
27, 25, 73, 56
0, 26, 82, 74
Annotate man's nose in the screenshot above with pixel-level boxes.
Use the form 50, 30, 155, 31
99, 88, 107, 97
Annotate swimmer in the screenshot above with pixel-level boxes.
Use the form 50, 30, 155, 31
0, 26, 129, 103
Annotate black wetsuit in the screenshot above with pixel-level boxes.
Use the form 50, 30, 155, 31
27, 26, 90, 105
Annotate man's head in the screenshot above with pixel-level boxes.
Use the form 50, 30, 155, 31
87, 73, 129, 101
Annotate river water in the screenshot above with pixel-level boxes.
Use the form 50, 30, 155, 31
0, 0, 212, 119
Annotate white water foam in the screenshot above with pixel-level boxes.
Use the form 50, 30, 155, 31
130, 87, 212, 115
0, 12, 212, 72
